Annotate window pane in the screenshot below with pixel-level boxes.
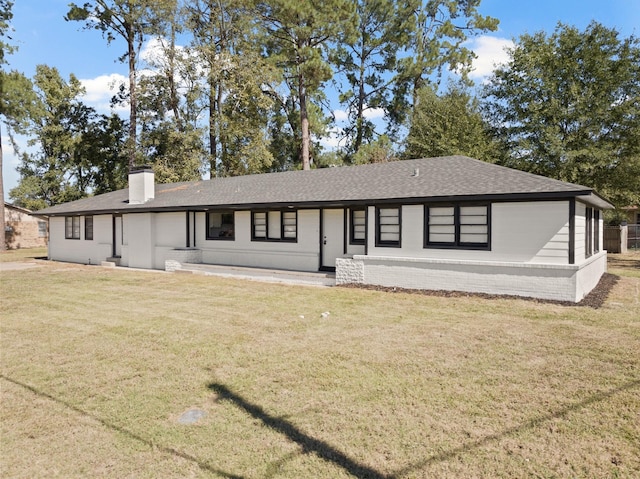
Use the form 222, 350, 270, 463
430, 232, 456, 243
208, 211, 234, 240
459, 205, 488, 245
253, 212, 266, 238
428, 207, 455, 244
377, 207, 400, 244
72, 217, 80, 239
65, 217, 73, 238
85, 216, 94, 240
282, 211, 296, 239
268, 211, 281, 239
38, 221, 47, 237
351, 209, 366, 242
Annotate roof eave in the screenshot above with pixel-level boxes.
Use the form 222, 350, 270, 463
38, 190, 613, 216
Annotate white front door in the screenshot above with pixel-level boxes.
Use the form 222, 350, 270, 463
321, 209, 344, 270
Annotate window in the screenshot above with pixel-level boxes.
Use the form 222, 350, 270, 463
425, 204, 489, 249
586, 207, 600, 257
252, 210, 297, 242
594, 210, 600, 253
207, 211, 235, 240
375, 206, 401, 247
350, 208, 366, 245
253, 212, 267, 239
65, 216, 80, 239
586, 207, 593, 257
38, 221, 47, 238
85, 216, 93, 240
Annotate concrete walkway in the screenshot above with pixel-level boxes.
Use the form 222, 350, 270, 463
0, 261, 42, 272
179, 263, 336, 287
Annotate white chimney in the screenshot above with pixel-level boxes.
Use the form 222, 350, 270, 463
129, 166, 155, 204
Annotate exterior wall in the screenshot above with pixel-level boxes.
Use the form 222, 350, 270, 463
336, 200, 606, 302
575, 252, 607, 301
197, 209, 320, 272
366, 201, 571, 264
4, 207, 48, 249
126, 213, 156, 269
152, 212, 187, 269
47, 215, 112, 265
336, 251, 607, 303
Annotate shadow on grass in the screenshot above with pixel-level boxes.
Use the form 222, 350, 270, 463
210, 379, 639, 479
1, 374, 244, 479
5, 374, 638, 478
393, 379, 640, 477
209, 383, 389, 479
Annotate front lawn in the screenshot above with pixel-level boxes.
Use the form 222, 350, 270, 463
1, 253, 639, 478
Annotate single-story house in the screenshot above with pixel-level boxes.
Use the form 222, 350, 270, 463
4, 202, 49, 249
37, 156, 613, 302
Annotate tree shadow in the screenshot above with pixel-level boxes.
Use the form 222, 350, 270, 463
208, 383, 389, 479
210, 379, 639, 479
2, 374, 244, 479
392, 379, 640, 477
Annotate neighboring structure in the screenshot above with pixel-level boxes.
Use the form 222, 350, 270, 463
4, 202, 49, 250
37, 157, 613, 302
622, 206, 639, 225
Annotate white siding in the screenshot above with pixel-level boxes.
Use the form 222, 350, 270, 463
197, 209, 320, 272
366, 201, 571, 264
48, 215, 112, 265
493, 202, 569, 264
127, 213, 155, 269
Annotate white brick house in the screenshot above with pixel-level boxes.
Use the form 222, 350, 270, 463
37, 156, 613, 302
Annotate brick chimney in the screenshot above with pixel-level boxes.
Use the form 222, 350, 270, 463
129, 166, 155, 204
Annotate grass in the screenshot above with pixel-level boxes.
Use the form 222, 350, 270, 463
1, 249, 639, 478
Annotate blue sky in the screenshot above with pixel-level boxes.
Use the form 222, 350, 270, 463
3, 0, 639, 199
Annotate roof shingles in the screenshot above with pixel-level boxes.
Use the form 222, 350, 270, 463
37, 156, 611, 215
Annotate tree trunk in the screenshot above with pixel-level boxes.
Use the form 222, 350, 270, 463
209, 80, 217, 175
127, 24, 137, 171
0, 127, 6, 251
299, 76, 311, 170
355, 47, 366, 154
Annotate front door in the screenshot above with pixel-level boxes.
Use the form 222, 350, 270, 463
321, 209, 344, 270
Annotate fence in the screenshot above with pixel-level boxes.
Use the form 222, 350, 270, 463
628, 224, 640, 250
604, 224, 640, 253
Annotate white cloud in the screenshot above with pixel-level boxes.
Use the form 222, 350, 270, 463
80, 73, 128, 113
316, 127, 345, 150
333, 106, 385, 122
467, 36, 514, 80
333, 109, 349, 122
140, 37, 178, 65
363, 107, 385, 120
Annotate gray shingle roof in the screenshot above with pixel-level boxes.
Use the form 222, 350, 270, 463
36, 156, 613, 216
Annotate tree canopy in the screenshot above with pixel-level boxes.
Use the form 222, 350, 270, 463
7, 3, 639, 213
483, 21, 640, 207
404, 83, 497, 161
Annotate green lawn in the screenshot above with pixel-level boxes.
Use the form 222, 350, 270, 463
1, 250, 639, 478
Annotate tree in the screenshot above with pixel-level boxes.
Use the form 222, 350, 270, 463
483, 22, 640, 207
9, 66, 127, 208
0, 0, 15, 249
185, 0, 276, 177
404, 83, 497, 161
331, 0, 411, 160
66, 0, 174, 170
390, 0, 498, 132
9, 66, 92, 209
256, 0, 358, 170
